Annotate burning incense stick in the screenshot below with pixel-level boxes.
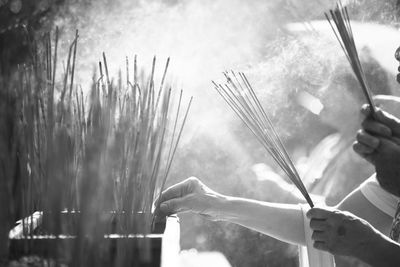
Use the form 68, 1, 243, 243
213, 71, 314, 208
325, 1, 376, 115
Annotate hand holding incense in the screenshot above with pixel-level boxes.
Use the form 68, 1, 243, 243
212, 71, 314, 208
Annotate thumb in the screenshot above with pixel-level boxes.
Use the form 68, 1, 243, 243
159, 198, 188, 215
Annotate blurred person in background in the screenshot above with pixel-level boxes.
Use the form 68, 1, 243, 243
253, 49, 393, 206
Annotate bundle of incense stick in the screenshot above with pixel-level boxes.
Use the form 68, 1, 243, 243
213, 72, 314, 208
325, 1, 376, 115
5, 27, 192, 265
112, 55, 193, 229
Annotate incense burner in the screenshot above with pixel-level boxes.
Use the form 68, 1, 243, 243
9, 212, 180, 267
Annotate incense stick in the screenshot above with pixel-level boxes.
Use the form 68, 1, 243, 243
7, 27, 192, 265
213, 71, 314, 208
325, 1, 376, 115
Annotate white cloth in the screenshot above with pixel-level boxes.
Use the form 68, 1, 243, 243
299, 204, 336, 267
360, 174, 400, 217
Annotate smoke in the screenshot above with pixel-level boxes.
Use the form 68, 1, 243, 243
48, 0, 400, 187
48, 0, 400, 183
57, 0, 273, 87
44, 0, 400, 265
51, 0, 281, 151
51, 0, 371, 144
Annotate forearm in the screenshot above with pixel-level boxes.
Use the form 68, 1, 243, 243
212, 195, 306, 245
357, 232, 400, 267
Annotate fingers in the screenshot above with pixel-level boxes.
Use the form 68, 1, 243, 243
375, 137, 398, 154
309, 219, 330, 252
310, 218, 328, 231
306, 207, 332, 219
362, 104, 400, 136
159, 197, 189, 215
352, 141, 375, 164
353, 129, 379, 163
356, 129, 380, 149
307, 208, 340, 253
311, 230, 327, 241
313, 241, 329, 251
352, 141, 375, 155
155, 177, 199, 207
154, 182, 185, 207
375, 109, 400, 136
361, 120, 391, 138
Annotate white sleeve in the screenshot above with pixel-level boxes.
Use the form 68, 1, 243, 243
360, 174, 399, 217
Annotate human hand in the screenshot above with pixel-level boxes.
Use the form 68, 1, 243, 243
353, 95, 400, 160
353, 105, 400, 160
307, 207, 380, 258
154, 177, 224, 220
353, 105, 400, 196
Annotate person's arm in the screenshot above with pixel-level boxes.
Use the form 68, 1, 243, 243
156, 177, 306, 245
215, 196, 305, 245
307, 207, 400, 267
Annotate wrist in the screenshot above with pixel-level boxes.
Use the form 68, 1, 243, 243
209, 194, 231, 221
210, 195, 253, 222
352, 230, 381, 262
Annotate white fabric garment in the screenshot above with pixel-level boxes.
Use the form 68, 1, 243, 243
299, 204, 336, 267
360, 174, 400, 217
